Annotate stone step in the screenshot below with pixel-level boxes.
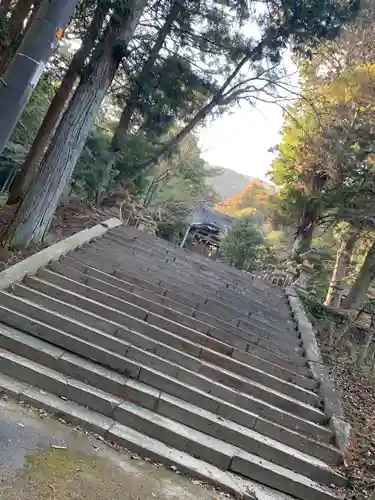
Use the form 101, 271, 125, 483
0, 223, 348, 500
0, 324, 336, 463
107, 228, 285, 299
89, 239, 293, 326
105, 227, 243, 274
92, 251, 293, 330
0, 342, 344, 499
57, 248, 297, 339
67, 250, 304, 358
79, 240, 290, 318
70, 245, 287, 324
101, 233, 290, 317
68, 251, 298, 342
101, 236, 286, 308
1, 286, 322, 418
104, 230, 285, 296
40, 265, 313, 389
32, 270, 311, 390
0, 374, 287, 500
29, 266, 301, 369
0, 327, 340, 466
0, 368, 339, 500
58, 258, 302, 358
51, 258, 310, 374
0, 302, 330, 441
22, 274, 311, 397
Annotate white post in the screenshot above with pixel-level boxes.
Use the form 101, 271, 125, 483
180, 224, 191, 248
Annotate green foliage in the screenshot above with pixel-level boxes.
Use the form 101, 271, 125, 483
143, 133, 219, 208
297, 290, 327, 320
270, 61, 375, 252
71, 126, 161, 201
71, 126, 113, 200
135, 55, 217, 138
220, 215, 275, 272
0, 75, 56, 186
0, 0, 361, 251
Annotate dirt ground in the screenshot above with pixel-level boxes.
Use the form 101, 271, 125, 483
316, 325, 375, 500
0, 200, 108, 272
0, 397, 231, 500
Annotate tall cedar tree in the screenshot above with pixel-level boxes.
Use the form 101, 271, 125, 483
6, 0, 359, 248
4, 0, 147, 247
7, 0, 109, 203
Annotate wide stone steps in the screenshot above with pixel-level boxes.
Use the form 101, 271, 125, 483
103, 231, 285, 298
49, 255, 298, 350
66, 248, 304, 362
0, 288, 324, 425
51, 264, 307, 387
92, 234, 291, 324
104, 228, 286, 301
83, 237, 292, 331
0, 328, 343, 500
104, 228, 280, 296
38, 263, 311, 383
84, 232, 286, 303
0, 322, 337, 463
0, 224, 345, 500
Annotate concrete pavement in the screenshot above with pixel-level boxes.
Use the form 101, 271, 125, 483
0, 397, 228, 500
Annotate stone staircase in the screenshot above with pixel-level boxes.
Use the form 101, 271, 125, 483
0, 223, 346, 500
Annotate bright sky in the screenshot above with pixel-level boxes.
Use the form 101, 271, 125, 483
198, 46, 298, 181
199, 101, 283, 180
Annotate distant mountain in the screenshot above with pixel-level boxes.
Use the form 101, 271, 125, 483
207, 167, 252, 201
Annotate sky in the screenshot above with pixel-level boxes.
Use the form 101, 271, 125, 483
198, 101, 283, 180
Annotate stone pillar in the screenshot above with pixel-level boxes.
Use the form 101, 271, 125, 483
328, 280, 345, 309
294, 249, 321, 290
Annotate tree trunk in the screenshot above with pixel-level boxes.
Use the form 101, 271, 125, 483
342, 240, 375, 310
3, 0, 146, 249
7, 0, 107, 204
0, 0, 34, 74
356, 322, 375, 367
97, 0, 181, 200
325, 227, 358, 308
292, 208, 316, 256
0, 0, 12, 14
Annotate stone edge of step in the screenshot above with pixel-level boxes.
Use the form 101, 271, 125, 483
0, 217, 122, 291
286, 285, 352, 463
0, 371, 302, 500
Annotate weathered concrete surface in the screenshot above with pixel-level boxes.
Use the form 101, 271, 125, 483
285, 285, 351, 460
0, 218, 121, 290
0, 397, 228, 500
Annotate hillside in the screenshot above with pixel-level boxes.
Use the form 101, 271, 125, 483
207, 167, 252, 201
216, 177, 275, 218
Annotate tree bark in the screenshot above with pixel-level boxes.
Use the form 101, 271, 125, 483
0, 0, 34, 74
3, 0, 147, 249
356, 323, 375, 367
325, 227, 358, 308
0, 0, 12, 14
342, 240, 375, 310
292, 208, 316, 256
97, 0, 181, 200
7, 0, 107, 204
